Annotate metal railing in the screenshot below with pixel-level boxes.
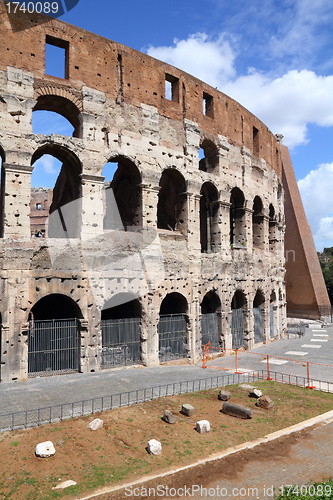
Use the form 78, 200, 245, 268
0, 370, 332, 433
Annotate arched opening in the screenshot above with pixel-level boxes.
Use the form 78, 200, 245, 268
252, 196, 264, 249
158, 292, 188, 362
269, 204, 278, 252
199, 139, 218, 173
157, 169, 187, 234
102, 157, 141, 230
31, 145, 82, 238
253, 289, 265, 343
33, 95, 81, 138
270, 291, 276, 339
28, 294, 82, 377
231, 290, 246, 349
200, 182, 219, 253
101, 294, 141, 368
230, 188, 246, 246
201, 291, 221, 349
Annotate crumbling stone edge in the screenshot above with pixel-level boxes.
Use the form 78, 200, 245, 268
78, 409, 333, 499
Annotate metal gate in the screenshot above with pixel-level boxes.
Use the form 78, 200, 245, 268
270, 305, 274, 338
101, 317, 141, 368
28, 318, 79, 377
231, 308, 244, 349
253, 307, 263, 343
201, 313, 220, 348
158, 314, 187, 362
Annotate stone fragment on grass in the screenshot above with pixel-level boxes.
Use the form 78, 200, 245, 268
256, 396, 274, 409
181, 404, 194, 416
196, 420, 210, 433
88, 418, 103, 431
249, 388, 263, 399
35, 441, 55, 458
147, 439, 162, 455
52, 480, 77, 490
221, 402, 253, 419
218, 389, 231, 401
239, 384, 255, 392
163, 410, 176, 424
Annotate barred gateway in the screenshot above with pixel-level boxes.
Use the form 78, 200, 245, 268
0, 3, 303, 382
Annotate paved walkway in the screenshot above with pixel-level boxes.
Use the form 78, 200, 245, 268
207, 322, 333, 389
0, 321, 332, 417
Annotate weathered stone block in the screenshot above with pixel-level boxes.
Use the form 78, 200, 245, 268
88, 418, 104, 431
249, 389, 263, 399
35, 441, 55, 458
218, 389, 231, 401
221, 402, 253, 419
196, 420, 210, 433
255, 396, 274, 409
147, 439, 162, 455
181, 404, 194, 416
163, 410, 176, 424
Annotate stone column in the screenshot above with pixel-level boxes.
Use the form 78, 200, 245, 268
187, 193, 201, 253
141, 184, 159, 229
1, 163, 33, 238
219, 201, 231, 251
80, 174, 105, 240
244, 207, 253, 252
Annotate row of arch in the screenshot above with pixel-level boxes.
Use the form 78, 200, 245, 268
25, 287, 282, 376
0, 141, 281, 252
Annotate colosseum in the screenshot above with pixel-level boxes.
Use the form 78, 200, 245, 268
0, 3, 328, 383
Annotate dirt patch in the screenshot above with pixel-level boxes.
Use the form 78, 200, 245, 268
0, 381, 332, 499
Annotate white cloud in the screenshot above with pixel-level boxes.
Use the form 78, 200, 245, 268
34, 155, 58, 175
146, 34, 333, 149
298, 162, 333, 249
147, 33, 236, 88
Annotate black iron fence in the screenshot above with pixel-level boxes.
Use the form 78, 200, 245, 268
1, 370, 332, 433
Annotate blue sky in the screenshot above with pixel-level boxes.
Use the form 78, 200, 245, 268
31, 0, 333, 250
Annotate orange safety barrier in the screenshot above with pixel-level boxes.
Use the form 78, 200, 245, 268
202, 346, 333, 389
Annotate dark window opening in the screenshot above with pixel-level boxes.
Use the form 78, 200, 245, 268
200, 182, 219, 253
33, 95, 80, 138
199, 139, 218, 173
31, 145, 82, 238
253, 126, 259, 156
230, 188, 246, 246
269, 203, 278, 252
102, 157, 141, 230
45, 35, 69, 79
231, 290, 246, 349
252, 196, 264, 249
203, 92, 214, 118
165, 74, 179, 102
157, 169, 187, 234
201, 291, 221, 349
30, 294, 83, 321
36, 203, 41, 210
158, 293, 188, 362
102, 295, 141, 320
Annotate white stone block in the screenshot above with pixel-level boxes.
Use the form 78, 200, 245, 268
147, 439, 162, 455
196, 420, 210, 433
88, 418, 104, 431
35, 441, 55, 458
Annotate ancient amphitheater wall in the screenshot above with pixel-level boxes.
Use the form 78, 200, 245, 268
0, 5, 286, 381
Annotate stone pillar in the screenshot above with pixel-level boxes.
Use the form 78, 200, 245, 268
187, 193, 201, 253
144, 296, 160, 367
2, 163, 33, 238
141, 184, 159, 229
219, 201, 231, 251
80, 174, 105, 240
244, 207, 253, 252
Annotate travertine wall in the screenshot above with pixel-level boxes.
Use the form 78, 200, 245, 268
0, 3, 286, 382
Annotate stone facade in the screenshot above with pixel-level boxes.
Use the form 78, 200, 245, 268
0, 5, 286, 382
